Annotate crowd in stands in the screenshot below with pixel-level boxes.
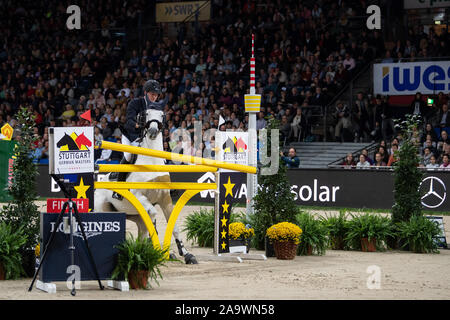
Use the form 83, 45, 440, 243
1, 0, 449, 169
339, 114, 450, 170
0, 0, 390, 164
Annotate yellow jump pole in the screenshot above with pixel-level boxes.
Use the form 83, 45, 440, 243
94, 181, 217, 190
96, 140, 257, 174
98, 164, 218, 173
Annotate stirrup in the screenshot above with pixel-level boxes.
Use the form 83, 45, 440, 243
112, 192, 123, 201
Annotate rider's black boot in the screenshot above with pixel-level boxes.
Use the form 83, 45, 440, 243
112, 157, 130, 201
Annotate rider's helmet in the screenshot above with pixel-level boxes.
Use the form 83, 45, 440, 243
143, 79, 161, 95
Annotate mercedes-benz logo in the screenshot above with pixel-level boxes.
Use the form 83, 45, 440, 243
420, 176, 446, 209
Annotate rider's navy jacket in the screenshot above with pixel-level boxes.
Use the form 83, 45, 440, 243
123, 95, 167, 142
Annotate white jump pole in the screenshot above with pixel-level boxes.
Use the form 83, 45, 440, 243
246, 34, 260, 218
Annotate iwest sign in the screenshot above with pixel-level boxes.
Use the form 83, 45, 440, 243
156, 1, 210, 23
404, 0, 450, 9
46, 198, 90, 213
373, 61, 450, 96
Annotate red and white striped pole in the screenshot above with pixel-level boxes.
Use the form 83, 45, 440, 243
250, 34, 256, 95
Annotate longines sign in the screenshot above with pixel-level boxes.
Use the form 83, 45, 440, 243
37, 166, 450, 211
39, 212, 125, 282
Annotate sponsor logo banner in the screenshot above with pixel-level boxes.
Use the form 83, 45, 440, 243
39, 212, 125, 282
404, 0, 450, 9
373, 61, 450, 96
46, 198, 90, 213
52, 127, 94, 174
216, 132, 249, 171
156, 1, 210, 23
38, 165, 450, 211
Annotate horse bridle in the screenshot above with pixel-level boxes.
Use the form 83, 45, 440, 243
137, 110, 164, 142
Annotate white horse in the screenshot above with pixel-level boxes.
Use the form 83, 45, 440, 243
94, 108, 198, 264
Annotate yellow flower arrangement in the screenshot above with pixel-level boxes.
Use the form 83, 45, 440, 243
229, 222, 255, 240
35, 243, 40, 257
266, 222, 302, 244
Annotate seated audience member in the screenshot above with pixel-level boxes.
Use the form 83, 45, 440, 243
440, 154, 450, 169
361, 149, 374, 165
378, 145, 389, 164
389, 138, 400, 155
280, 148, 300, 168
421, 147, 433, 166
340, 152, 356, 168
422, 123, 437, 143
387, 144, 399, 166
439, 130, 450, 145
356, 154, 370, 169
426, 155, 439, 170
373, 152, 387, 167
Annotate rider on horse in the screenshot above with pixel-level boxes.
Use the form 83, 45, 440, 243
112, 79, 167, 200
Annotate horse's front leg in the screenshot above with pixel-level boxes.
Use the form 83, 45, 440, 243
132, 190, 159, 237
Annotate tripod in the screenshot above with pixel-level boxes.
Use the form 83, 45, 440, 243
28, 175, 104, 295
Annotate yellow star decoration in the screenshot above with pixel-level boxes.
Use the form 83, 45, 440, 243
221, 229, 227, 239
222, 200, 229, 213
223, 176, 235, 198
74, 177, 90, 199
220, 216, 228, 227
221, 241, 227, 250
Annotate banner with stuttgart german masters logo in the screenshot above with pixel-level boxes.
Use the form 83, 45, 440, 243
50, 127, 94, 174
216, 131, 249, 171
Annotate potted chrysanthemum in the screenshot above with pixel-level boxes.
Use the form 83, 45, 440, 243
266, 222, 302, 260
228, 222, 254, 253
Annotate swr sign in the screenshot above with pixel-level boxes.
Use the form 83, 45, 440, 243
156, 1, 210, 23
46, 198, 89, 213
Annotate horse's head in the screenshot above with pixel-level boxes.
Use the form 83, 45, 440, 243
143, 108, 164, 140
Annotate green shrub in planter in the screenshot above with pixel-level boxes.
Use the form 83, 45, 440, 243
0, 222, 27, 279
182, 207, 241, 247
111, 234, 167, 289
345, 213, 394, 251
322, 211, 350, 250
295, 211, 328, 256
251, 117, 298, 250
397, 216, 441, 253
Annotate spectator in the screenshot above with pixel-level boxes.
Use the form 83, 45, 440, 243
343, 53, 356, 72
434, 104, 450, 128
426, 155, 439, 170
356, 154, 370, 169
373, 152, 387, 167
352, 92, 371, 142
422, 123, 438, 143
340, 153, 356, 169
440, 154, 450, 170
94, 126, 104, 142
280, 148, 300, 168
332, 101, 351, 142
280, 115, 291, 144
378, 146, 389, 164
387, 144, 399, 166
361, 149, 374, 165
421, 147, 433, 166
290, 108, 307, 142
256, 112, 267, 130
410, 92, 427, 118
